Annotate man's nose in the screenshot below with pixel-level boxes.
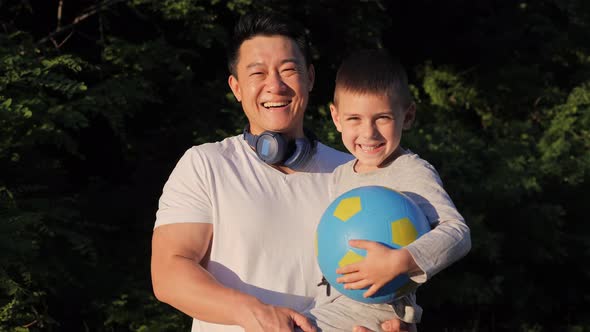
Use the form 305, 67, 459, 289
266, 72, 287, 93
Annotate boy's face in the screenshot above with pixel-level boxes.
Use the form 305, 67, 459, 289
330, 91, 415, 173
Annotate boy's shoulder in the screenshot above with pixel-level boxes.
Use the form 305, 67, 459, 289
386, 150, 443, 184
395, 150, 436, 171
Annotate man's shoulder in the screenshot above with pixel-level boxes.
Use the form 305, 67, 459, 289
332, 158, 355, 174
171, 136, 247, 172
186, 135, 244, 157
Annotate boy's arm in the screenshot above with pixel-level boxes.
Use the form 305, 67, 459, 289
404, 216, 471, 283
336, 161, 471, 290
402, 162, 472, 283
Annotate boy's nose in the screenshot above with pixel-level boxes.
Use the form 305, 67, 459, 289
362, 123, 379, 139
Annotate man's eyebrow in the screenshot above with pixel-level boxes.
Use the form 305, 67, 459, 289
246, 62, 264, 70
280, 58, 301, 65
245, 58, 301, 70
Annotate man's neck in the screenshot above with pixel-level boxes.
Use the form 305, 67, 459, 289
272, 164, 297, 174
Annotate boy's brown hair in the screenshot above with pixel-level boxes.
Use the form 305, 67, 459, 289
334, 49, 412, 109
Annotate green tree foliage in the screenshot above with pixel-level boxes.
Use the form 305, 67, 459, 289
0, 29, 94, 331
0, 0, 588, 331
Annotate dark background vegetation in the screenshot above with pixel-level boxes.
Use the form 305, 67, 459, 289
1, 0, 589, 331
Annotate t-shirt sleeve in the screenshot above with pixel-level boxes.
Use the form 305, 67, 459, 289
398, 161, 471, 283
154, 147, 212, 228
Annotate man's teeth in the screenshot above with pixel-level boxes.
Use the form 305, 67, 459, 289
263, 101, 289, 108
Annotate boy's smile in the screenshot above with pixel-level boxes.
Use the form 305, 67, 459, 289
330, 92, 414, 173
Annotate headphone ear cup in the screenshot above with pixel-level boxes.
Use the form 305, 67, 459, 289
243, 125, 316, 169
283, 137, 312, 170
255, 132, 288, 165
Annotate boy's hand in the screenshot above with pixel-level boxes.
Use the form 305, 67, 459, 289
335, 239, 415, 298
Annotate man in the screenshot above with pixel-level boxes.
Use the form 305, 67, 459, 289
151, 13, 408, 332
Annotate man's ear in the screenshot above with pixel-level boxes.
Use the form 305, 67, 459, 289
228, 75, 241, 102
403, 102, 416, 130
329, 103, 342, 132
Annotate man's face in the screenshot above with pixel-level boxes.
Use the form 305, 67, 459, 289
330, 91, 415, 173
228, 35, 315, 139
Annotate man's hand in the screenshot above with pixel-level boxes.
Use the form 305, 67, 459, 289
353, 319, 413, 332
335, 240, 415, 298
243, 304, 316, 332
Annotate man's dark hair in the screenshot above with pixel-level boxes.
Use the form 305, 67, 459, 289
334, 49, 412, 108
227, 13, 311, 77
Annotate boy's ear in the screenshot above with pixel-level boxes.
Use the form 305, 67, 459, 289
402, 102, 416, 130
228, 74, 241, 102
329, 103, 343, 132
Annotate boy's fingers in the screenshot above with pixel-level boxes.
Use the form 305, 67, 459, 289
348, 239, 374, 249
343, 279, 371, 290
336, 271, 363, 283
336, 263, 360, 275
362, 284, 381, 298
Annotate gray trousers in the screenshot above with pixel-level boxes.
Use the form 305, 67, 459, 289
300, 294, 420, 332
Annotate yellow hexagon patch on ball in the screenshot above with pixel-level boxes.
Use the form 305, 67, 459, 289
390, 217, 418, 246
333, 197, 362, 222
338, 250, 364, 267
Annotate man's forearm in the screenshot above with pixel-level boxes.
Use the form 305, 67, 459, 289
152, 253, 264, 327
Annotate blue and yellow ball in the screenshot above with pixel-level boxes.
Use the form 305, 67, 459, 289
316, 185, 430, 304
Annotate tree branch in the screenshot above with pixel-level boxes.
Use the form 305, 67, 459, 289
38, 0, 128, 45
57, 0, 64, 30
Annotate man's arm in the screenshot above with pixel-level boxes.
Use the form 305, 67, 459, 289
151, 222, 315, 331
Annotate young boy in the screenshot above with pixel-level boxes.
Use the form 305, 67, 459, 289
303, 50, 471, 331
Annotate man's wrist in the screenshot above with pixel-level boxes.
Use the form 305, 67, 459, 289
232, 291, 266, 328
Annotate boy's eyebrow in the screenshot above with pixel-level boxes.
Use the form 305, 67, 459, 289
342, 110, 394, 116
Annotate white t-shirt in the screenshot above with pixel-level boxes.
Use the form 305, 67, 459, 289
155, 135, 352, 332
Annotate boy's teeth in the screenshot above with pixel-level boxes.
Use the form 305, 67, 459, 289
360, 144, 378, 151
